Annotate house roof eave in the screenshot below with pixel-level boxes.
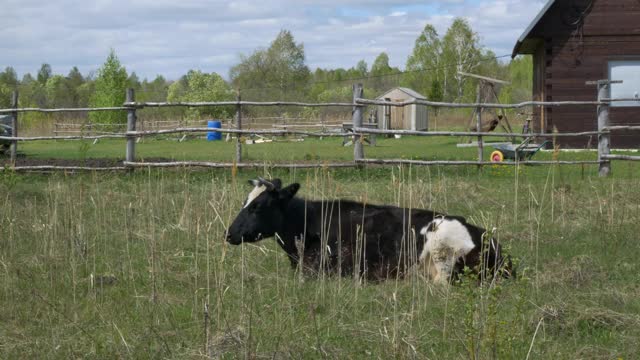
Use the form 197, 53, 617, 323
511, 0, 556, 58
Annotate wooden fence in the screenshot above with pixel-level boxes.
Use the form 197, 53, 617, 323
1, 80, 638, 176
52, 117, 344, 136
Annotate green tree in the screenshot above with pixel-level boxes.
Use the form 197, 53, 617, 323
369, 52, 400, 93
21, 73, 35, 84
45, 75, 75, 108
67, 67, 84, 89
0, 67, 19, 108
405, 24, 442, 99
0, 67, 18, 88
89, 49, 128, 124
128, 72, 142, 92
441, 18, 482, 101
230, 30, 309, 101
37, 64, 52, 85
17, 73, 36, 108
167, 70, 233, 119
65, 67, 86, 107
317, 86, 352, 103
355, 60, 368, 78
499, 55, 533, 105
76, 81, 95, 108
138, 75, 173, 119
371, 53, 393, 77
141, 75, 169, 102
0, 83, 11, 108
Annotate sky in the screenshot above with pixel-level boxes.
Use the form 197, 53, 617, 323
0, 0, 548, 81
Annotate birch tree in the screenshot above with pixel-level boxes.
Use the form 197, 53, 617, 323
441, 18, 482, 102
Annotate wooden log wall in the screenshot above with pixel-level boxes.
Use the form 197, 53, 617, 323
527, 0, 640, 148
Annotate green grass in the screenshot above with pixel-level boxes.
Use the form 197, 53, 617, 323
1, 140, 640, 358
18, 135, 612, 163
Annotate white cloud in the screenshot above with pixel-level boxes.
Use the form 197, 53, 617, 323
0, 0, 547, 80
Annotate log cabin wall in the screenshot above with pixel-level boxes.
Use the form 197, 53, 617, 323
523, 0, 640, 148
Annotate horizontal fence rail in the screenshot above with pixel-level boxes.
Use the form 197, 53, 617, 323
355, 98, 606, 109
356, 159, 602, 166
123, 161, 357, 169
0, 166, 128, 172
0, 134, 127, 141
126, 128, 346, 138
0, 106, 130, 114
352, 127, 601, 138
2, 81, 639, 175
123, 101, 355, 108
601, 154, 640, 161
601, 98, 640, 102
603, 126, 640, 131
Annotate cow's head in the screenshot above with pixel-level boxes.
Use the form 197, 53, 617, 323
226, 177, 300, 245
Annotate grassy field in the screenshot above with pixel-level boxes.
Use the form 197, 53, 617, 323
14, 135, 610, 164
1, 138, 640, 358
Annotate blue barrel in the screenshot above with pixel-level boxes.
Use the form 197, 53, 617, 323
207, 120, 222, 141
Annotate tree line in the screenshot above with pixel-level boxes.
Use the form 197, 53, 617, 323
0, 17, 532, 125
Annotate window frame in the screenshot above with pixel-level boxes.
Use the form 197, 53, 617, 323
608, 58, 640, 108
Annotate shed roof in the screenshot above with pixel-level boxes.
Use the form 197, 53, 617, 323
376, 87, 427, 100
512, 0, 556, 58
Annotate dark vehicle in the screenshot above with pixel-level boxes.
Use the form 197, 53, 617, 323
0, 115, 13, 154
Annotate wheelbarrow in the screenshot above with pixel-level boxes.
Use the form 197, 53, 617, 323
489, 139, 550, 162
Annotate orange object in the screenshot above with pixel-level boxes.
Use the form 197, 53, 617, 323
490, 150, 504, 162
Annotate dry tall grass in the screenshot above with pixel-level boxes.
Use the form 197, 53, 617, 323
0, 165, 639, 358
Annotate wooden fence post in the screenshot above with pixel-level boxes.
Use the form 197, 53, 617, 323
126, 88, 137, 166
352, 83, 364, 162
476, 106, 483, 164
10, 91, 18, 164
475, 84, 483, 166
235, 92, 242, 163
597, 81, 611, 177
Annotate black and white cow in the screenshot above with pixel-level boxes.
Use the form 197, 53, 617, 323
226, 178, 513, 283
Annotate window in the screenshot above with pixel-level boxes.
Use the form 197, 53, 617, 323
608, 60, 640, 107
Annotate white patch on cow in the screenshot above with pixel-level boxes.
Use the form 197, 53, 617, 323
244, 185, 266, 208
418, 218, 476, 284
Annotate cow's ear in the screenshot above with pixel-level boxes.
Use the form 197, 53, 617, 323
279, 183, 300, 201
248, 179, 260, 186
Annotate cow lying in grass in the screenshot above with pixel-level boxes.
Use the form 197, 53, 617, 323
226, 178, 513, 283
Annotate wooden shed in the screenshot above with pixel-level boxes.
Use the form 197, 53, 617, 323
512, 0, 640, 148
375, 87, 428, 131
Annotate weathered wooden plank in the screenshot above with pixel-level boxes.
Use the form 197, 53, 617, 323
601, 154, 640, 161
352, 84, 364, 161
9, 91, 18, 163
356, 159, 602, 166
0, 106, 129, 114
355, 98, 602, 109
125, 101, 353, 108
352, 128, 600, 137
123, 161, 357, 169
1, 166, 128, 172
126, 89, 136, 164
235, 92, 242, 163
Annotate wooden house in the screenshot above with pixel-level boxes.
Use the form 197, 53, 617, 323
375, 87, 428, 131
512, 0, 640, 147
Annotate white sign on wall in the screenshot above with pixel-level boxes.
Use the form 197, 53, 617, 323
608, 60, 640, 107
